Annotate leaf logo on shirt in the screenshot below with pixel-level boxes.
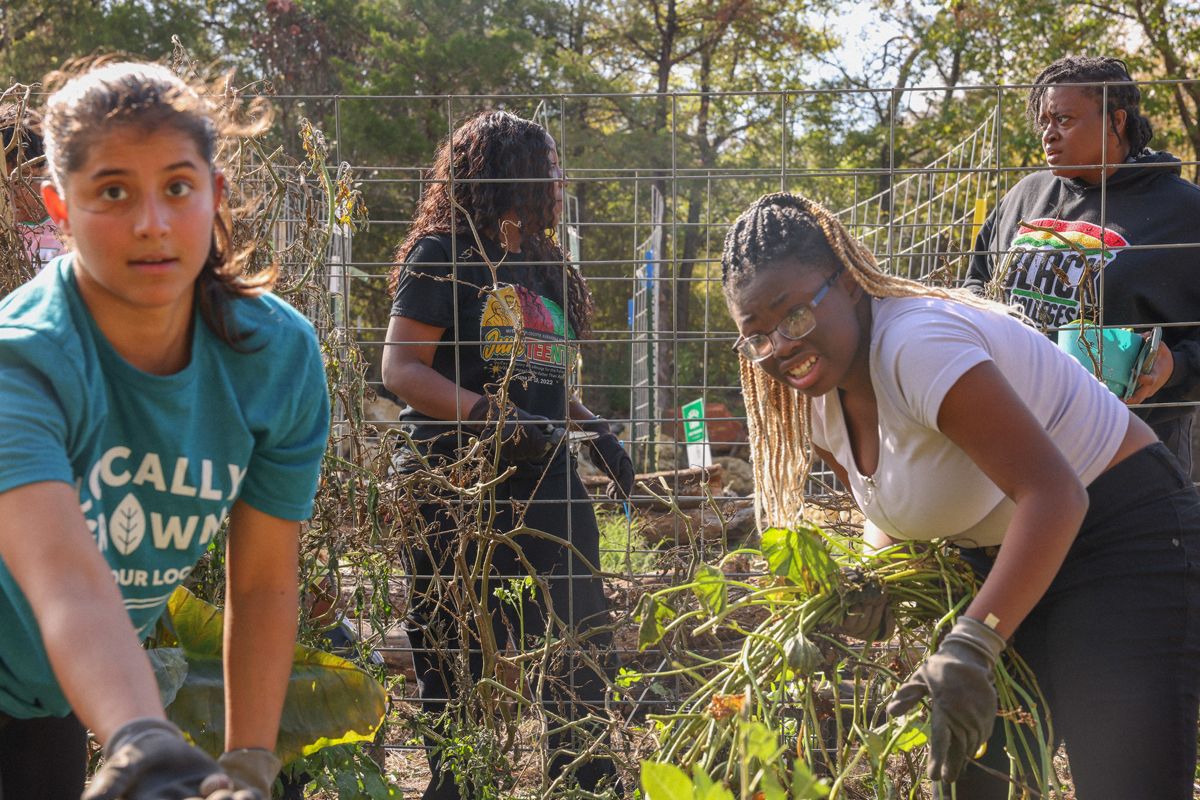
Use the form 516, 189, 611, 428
111, 494, 146, 555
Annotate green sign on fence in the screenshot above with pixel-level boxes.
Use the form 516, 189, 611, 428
681, 398, 711, 468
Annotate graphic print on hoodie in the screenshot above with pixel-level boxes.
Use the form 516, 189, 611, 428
965, 149, 1200, 426
967, 150, 1200, 335
1001, 217, 1129, 329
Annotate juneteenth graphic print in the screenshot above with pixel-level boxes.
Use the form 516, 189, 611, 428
1003, 217, 1130, 329
480, 284, 576, 385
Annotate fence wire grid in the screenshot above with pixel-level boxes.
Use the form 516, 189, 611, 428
8, 77, 1197, 795
268, 81, 1200, 783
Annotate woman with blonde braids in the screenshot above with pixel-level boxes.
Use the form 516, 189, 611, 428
722, 192, 1200, 798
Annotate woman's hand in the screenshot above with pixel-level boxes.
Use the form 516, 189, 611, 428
579, 418, 635, 498
468, 395, 557, 464
82, 718, 232, 800
1126, 339, 1173, 405
887, 617, 1006, 782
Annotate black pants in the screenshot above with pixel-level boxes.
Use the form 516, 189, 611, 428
402, 455, 616, 799
0, 711, 88, 799
1148, 410, 1195, 480
951, 443, 1200, 799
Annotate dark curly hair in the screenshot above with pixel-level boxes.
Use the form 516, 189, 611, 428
1026, 56, 1154, 156
390, 110, 593, 337
1, 103, 44, 172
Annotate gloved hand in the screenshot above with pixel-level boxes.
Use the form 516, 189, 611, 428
199, 748, 282, 799
467, 395, 555, 464
83, 717, 232, 800
886, 616, 1006, 783
835, 566, 893, 641
580, 418, 635, 499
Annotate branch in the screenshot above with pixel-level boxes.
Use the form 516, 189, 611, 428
1070, 0, 1137, 19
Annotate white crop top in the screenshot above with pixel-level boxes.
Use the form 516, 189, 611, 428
811, 297, 1128, 547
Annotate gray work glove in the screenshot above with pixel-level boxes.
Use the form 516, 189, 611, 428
83, 717, 233, 800
580, 418, 635, 499
199, 748, 282, 799
835, 567, 894, 641
467, 395, 556, 464
886, 616, 1006, 783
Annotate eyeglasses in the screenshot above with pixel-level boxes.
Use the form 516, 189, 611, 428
732, 265, 845, 362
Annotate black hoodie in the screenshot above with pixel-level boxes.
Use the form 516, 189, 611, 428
965, 150, 1200, 426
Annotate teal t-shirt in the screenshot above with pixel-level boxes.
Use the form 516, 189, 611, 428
0, 256, 330, 718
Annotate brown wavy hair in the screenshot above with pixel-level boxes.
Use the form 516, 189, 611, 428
41, 57, 275, 349
390, 110, 593, 337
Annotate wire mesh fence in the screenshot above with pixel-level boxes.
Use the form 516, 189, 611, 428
6, 75, 1197, 795
250, 81, 1199, 794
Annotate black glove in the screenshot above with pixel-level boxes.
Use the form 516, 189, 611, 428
835, 566, 893, 641
886, 616, 1006, 783
468, 396, 556, 464
200, 748, 281, 799
83, 717, 232, 800
580, 418, 635, 499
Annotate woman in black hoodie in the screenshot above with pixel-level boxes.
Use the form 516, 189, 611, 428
966, 56, 1200, 474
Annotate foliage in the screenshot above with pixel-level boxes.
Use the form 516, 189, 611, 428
5, 0, 1195, 419
282, 743, 401, 800
634, 525, 1056, 798
4, 5, 1197, 796
148, 587, 388, 765
598, 507, 661, 576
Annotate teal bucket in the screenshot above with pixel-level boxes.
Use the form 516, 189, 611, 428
1056, 321, 1143, 399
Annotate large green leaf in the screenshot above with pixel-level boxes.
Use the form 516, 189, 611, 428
636, 594, 676, 651
691, 564, 727, 617
742, 720, 784, 763
790, 759, 831, 800
149, 587, 387, 764
692, 766, 735, 800
147, 647, 188, 708
760, 526, 837, 595
641, 761, 693, 800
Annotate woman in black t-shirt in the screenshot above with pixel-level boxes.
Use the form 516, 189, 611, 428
381, 110, 630, 799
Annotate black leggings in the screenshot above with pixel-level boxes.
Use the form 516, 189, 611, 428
951, 443, 1200, 799
402, 455, 616, 799
0, 711, 89, 800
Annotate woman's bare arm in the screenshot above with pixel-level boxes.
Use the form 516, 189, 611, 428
937, 361, 1089, 638
221, 501, 300, 751
0, 481, 164, 744
381, 315, 482, 421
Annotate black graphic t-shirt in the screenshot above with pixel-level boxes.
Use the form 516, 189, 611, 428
965, 151, 1200, 425
390, 234, 577, 454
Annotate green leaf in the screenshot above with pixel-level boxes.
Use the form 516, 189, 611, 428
761, 772, 788, 800
894, 722, 929, 752
697, 781, 735, 800
151, 587, 387, 765
742, 720, 783, 763
691, 765, 715, 794
692, 564, 727, 617
640, 761, 693, 800
335, 768, 360, 798
616, 666, 645, 689
636, 594, 676, 651
147, 647, 188, 708
692, 765, 734, 800
760, 525, 838, 595
790, 760, 831, 800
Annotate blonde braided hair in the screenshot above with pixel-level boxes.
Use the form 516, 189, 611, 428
722, 192, 1016, 530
